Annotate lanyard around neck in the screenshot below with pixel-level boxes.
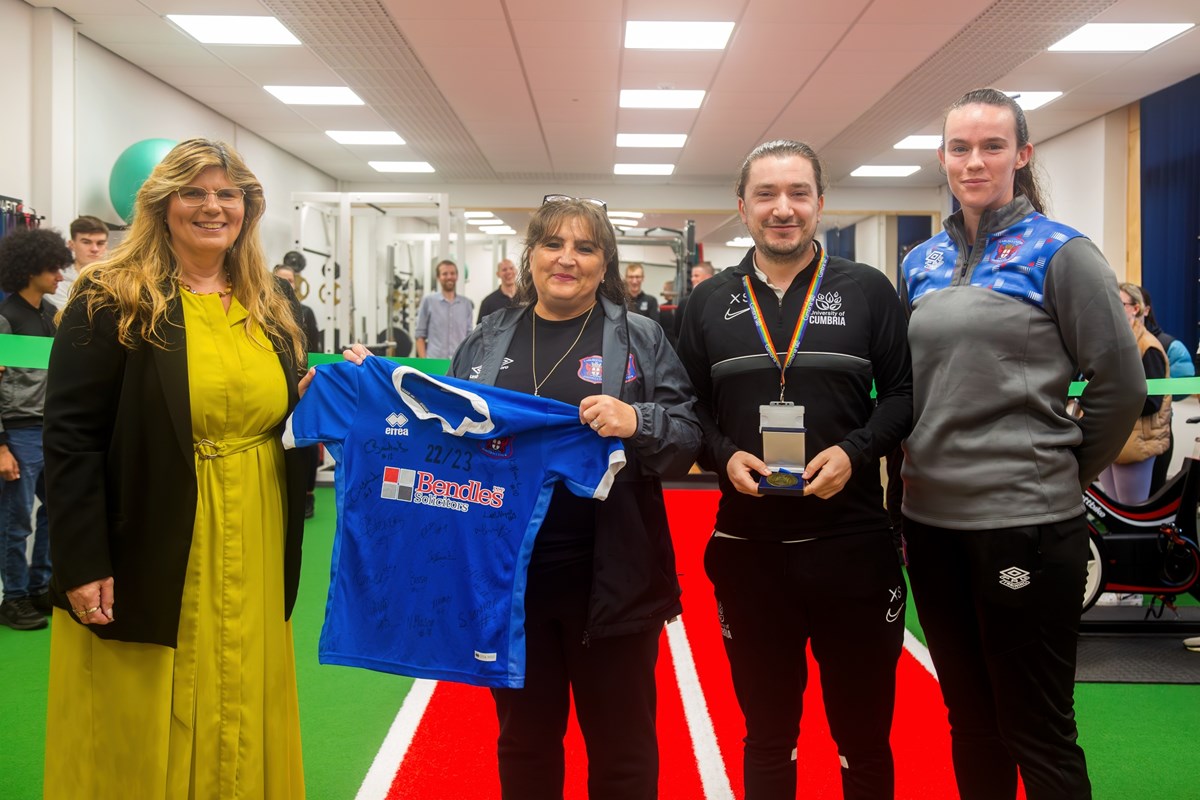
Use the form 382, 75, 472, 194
741, 248, 828, 401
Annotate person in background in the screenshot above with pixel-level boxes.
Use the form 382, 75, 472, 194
0, 228, 70, 631
415, 259, 473, 358
1139, 285, 1194, 494
673, 262, 715, 340
274, 264, 321, 519
677, 140, 912, 799
478, 258, 519, 322
1096, 283, 1170, 505
900, 88, 1144, 800
449, 196, 699, 798
624, 262, 660, 323
659, 279, 679, 348
46, 215, 108, 309
42, 138, 311, 798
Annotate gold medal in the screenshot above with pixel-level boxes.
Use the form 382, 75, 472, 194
766, 472, 799, 488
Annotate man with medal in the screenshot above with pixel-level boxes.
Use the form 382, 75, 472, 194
677, 140, 913, 800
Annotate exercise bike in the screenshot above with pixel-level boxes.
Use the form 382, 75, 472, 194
1081, 421, 1200, 613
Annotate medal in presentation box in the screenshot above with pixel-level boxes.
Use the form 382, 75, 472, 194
758, 402, 806, 497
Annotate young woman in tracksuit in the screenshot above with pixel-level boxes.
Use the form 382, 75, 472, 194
899, 88, 1145, 800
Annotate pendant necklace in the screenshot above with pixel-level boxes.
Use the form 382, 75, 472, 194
532, 303, 595, 397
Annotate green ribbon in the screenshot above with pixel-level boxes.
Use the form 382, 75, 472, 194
6, 333, 1199, 394
0, 334, 449, 375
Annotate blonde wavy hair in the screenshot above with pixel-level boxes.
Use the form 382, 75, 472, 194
67, 138, 305, 365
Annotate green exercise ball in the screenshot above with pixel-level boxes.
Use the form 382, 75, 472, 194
108, 138, 177, 223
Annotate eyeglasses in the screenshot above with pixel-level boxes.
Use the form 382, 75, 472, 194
176, 186, 246, 208
542, 194, 607, 210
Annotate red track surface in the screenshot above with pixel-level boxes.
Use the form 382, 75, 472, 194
385, 489, 971, 799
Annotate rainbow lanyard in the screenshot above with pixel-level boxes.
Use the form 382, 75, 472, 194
741, 247, 828, 402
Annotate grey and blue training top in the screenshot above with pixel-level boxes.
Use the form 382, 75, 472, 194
901, 195, 1144, 530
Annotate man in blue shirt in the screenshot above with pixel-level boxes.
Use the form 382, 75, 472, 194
416, 259, 474, 358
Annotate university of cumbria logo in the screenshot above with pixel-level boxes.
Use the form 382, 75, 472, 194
809, 291, 846, 326
381, 466, 506, 513
385, 412, 409, 436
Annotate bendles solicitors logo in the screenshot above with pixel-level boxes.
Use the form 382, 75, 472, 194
380, 466, 506, 513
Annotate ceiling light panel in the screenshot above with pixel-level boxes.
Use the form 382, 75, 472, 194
617, 133, 687, 148
369, 161, 435, 173
619, 90, 705, 109
265, 85, 363, 105
1049, 23, 1193, 52
851, 166, 921, 177
326, 130, 405, 145
608, 211, 645, 219
463, 212, 495, 219
894, 135, 942, 150
1003, 91, 1062, 111
624, 21, 735, 50
167, 15, 300, 46
614, 164, 675, 175
480, 226, 516, 234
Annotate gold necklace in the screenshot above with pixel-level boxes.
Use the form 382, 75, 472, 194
532, 303, 595, 397
178, 272, 232, 297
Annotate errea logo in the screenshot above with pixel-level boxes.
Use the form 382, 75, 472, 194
385, 412, 409, 436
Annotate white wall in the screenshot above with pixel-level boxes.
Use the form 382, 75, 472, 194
0, 0, 33, 207
1035, 110, 1128, 278
74, 36, 336, 260
853, 216, 888, 274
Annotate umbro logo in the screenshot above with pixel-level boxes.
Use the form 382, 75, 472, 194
385, 411, 409, 436
999, 566, 1031, 590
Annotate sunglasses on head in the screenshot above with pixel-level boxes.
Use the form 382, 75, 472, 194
542, 194, 607, 211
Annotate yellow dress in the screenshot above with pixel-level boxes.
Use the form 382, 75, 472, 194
45, 292, 304, 799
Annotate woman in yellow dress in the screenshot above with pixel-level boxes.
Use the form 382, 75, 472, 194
42, 138, 312, 798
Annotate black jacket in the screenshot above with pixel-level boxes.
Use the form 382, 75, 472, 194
676, 244, 913, 541
43, 286, 308, 647
451, 296, 701, 639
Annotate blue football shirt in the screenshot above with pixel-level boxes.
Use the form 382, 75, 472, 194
284, 359, 626, 687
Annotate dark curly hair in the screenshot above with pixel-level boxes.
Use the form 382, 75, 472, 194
0, 228, 72, 294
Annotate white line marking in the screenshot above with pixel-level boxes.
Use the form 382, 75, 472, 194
666, 617, 736, 800
903, 629, 938, 680
355, 678, 438, 800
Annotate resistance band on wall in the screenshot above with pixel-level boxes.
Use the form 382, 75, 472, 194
0, 195, 43, 238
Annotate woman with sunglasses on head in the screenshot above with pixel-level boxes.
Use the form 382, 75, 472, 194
42, 138, 312, 798
899, 88, 1145, 800
453, 195, 700, 798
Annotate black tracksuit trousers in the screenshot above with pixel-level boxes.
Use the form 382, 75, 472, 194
491, 558, 661, 800
704, 529, 905, 799
904, 514, 1092, 800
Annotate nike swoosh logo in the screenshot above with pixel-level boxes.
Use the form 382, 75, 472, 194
885, 605, 903, 623
724, 307, 750, 320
